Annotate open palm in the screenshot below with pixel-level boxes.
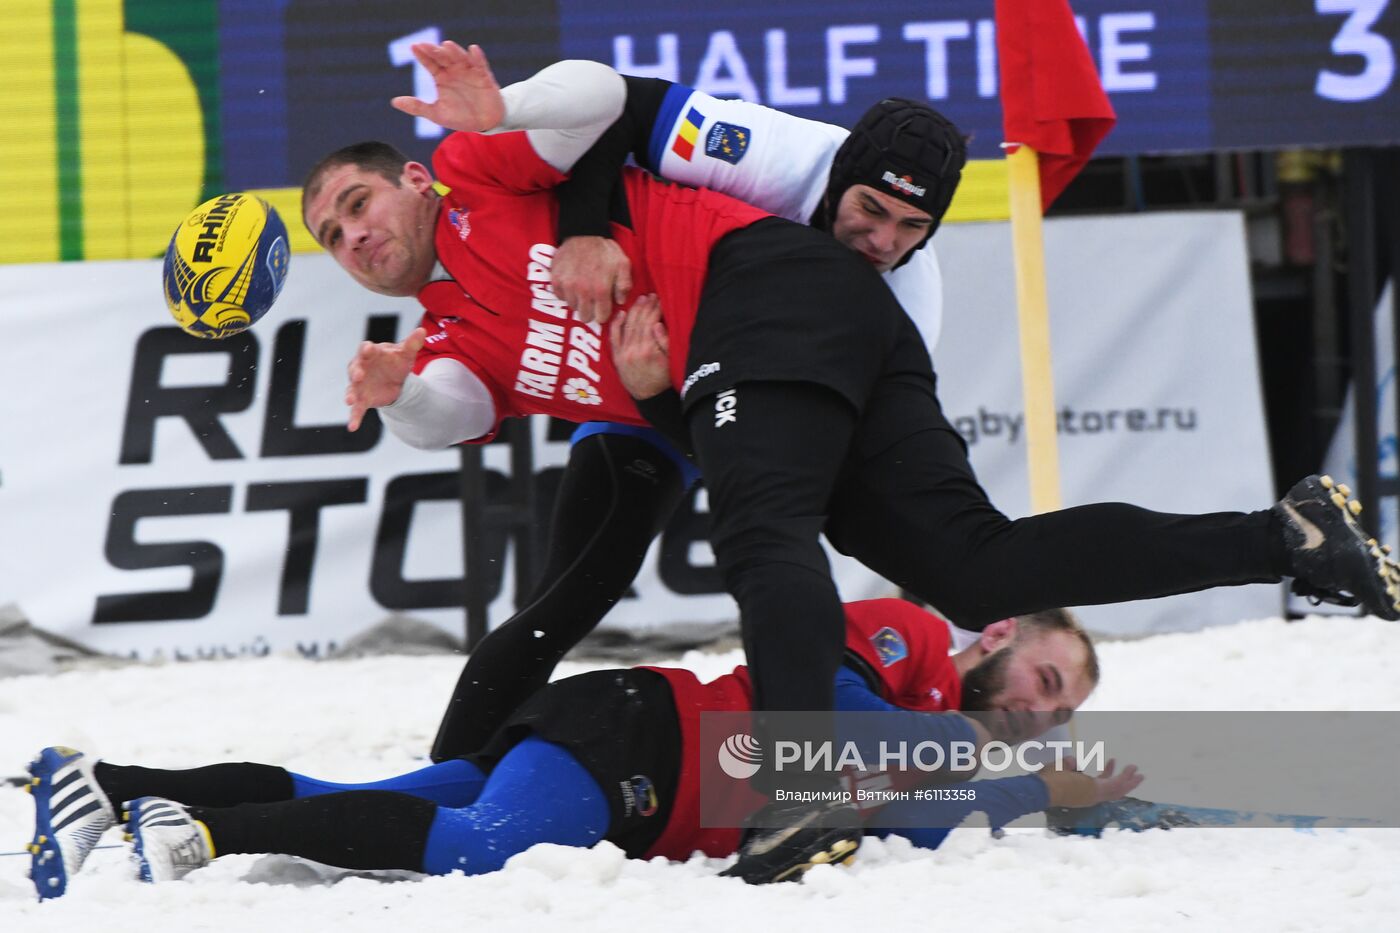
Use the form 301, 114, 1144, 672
391, 41, 505, 133
345, 327, 429, 432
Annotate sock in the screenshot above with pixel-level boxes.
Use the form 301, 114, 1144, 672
192, 791, 437, 872
1267, 508, 1294, 576
95, 761, 293, 809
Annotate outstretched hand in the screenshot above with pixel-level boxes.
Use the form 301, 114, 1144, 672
346, 327, 428, 431
1091, 759, 1145, 804
608, 294, 670, 399
390, 41, 505, 133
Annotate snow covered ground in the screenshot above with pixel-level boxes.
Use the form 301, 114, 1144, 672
3, 613, 1399, 932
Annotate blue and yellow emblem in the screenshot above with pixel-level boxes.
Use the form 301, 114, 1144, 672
630, 774, 659, 817
870, 626, 908, 667
704, 122, 750, 164
265, 233, 290, 282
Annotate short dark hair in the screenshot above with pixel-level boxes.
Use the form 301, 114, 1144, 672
301, 141, 412, 218
1014, 608, 1100, 686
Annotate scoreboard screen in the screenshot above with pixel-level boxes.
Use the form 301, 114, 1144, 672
5, 0, 1399, 263
218, 0, 1400, 192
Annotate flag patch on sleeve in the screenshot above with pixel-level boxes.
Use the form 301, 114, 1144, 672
670, 107, 706, 161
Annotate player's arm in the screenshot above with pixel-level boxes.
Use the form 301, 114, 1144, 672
865, 763, 1144, 850
346, 327, 497, 446
863, 774, 1048, 851
550, 77, 672, 320
557, 70, 835, 238
379, 360, 497, 447
833, 665, 989, 776
554, 75, 671, 241
533, 64, 848, 219
554, 75, 844, 321
391, 42, 624, 175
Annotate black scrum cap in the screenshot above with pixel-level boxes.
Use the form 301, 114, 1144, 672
822, 99, 967, 267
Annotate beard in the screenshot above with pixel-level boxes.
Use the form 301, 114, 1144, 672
959, 646, 1014, 712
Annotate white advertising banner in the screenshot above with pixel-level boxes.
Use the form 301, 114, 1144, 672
933, 210, 1281, 637
0, 254, 888, 659
0, 210, 1277, 657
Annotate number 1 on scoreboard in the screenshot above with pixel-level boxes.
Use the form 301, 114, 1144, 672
389, 26, 448, 138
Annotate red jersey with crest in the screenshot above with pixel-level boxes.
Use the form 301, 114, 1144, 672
842, 598, 962, 711
413, 131, 769, 441
640, 598, 963, 860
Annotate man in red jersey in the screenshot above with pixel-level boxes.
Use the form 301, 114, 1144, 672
300, 40, 1396, 884
30, 599, 1132, 894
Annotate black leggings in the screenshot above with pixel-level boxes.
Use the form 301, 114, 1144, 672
430, 432, 685, 761
684, 382, 858, 793
684, 382, 856, 717
825, 426, 1283, 627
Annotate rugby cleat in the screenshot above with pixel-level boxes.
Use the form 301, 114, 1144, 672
127, 797, 214, 883
1275, 474, 1400, 621
720, 797, 862, 884
26, 746, 117, 899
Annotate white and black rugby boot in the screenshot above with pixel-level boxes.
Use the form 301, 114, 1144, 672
127, 797, 214, 883
1275, 474, 1400, 620
127, 796, 214, 883
26, 746, 117, 899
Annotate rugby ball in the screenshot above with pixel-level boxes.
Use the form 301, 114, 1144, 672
162, 193, 290, 339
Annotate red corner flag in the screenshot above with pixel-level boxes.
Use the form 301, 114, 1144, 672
995, 0, 1117, 210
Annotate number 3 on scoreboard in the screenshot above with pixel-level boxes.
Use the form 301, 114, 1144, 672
1315, 0, 1395, 102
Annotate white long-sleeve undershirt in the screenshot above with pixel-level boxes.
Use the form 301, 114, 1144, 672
493, 60, 627, 174
378, 357, 497, 449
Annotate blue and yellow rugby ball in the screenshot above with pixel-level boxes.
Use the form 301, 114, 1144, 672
162, 193, 290, 339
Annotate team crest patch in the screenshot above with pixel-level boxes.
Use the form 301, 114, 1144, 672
447, 208, 471, 241
620, 774, 660, 818
870, 626, 908, 667
704, 122, 750, 164
670, 107, 706, 161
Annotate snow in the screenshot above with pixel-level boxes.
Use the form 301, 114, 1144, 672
3, 614, 1399, 932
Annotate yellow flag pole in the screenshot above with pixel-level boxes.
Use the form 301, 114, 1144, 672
1008, 144, 1079, 752
1005, 145, 1062, 514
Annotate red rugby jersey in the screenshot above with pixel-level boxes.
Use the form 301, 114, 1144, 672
641, 598, 963, 861
842, 598, 962, 712
412, 131, 769, 440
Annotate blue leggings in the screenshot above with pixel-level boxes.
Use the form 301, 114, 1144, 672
292, 737, 609, 876
420, 737, 610, 875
